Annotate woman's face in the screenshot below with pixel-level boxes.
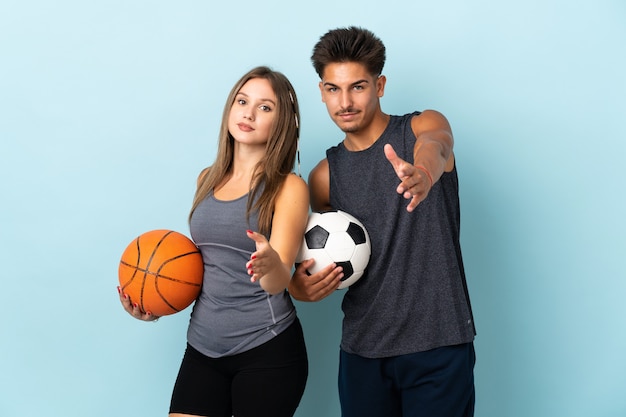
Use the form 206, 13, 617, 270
228, 77, 277, 147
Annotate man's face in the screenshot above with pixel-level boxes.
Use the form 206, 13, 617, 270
319, 62, 385, 134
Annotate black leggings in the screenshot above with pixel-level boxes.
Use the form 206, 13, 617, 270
169, 318, 308, 417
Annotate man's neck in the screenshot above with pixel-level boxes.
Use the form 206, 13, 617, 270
343, 112, 390, 151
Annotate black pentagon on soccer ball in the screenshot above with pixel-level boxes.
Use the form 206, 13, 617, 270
346, 222, 367, 245
336, 261, 354, 280
304, 225, 329, 249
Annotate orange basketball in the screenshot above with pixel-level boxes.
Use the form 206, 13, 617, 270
118, 229, 204, 316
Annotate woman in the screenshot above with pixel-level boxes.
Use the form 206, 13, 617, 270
118, 66, 309, 417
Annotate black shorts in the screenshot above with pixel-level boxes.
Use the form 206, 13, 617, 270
169, 318, 308, 417
339, 343, 476, 417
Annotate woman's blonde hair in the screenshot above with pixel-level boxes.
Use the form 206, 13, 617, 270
189, 66, 301, 235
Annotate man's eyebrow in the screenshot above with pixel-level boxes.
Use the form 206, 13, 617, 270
322, 79, 370, 88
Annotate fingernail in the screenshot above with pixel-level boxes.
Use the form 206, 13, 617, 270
133, 302, 138, 308
251, 255, 257, 260
247, 230, 253, 234
116, 286, 121, 294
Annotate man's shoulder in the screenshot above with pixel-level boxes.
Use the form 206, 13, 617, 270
310, 158, 329, 176
394, 110, 423, 118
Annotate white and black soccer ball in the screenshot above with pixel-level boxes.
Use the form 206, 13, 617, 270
295, 210, 371, 289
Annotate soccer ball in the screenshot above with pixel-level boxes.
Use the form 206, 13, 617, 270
295, 210, 371, 289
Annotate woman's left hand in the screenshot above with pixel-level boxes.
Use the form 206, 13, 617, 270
245, 230, 282, 283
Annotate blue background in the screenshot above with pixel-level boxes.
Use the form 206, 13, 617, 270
1, 1, 625, 416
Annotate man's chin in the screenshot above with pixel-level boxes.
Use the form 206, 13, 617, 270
337, 122, 358, 133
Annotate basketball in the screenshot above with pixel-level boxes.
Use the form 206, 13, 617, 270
118, 229, 204, 316
296, 210, 371, 289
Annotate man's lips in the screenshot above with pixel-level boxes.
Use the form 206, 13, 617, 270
337, 111, 358, 121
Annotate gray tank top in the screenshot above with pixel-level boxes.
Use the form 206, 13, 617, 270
187, 192, 296, 358
327, 112, 475, 358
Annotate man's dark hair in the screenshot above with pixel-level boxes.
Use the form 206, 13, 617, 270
311, 26, 386, 79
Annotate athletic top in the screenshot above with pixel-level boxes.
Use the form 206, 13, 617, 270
326, 111, 475, 358
187, 192, 296, 358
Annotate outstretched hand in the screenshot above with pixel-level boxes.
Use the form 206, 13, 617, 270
246, 230, 283, 284
384, 144, 432, 212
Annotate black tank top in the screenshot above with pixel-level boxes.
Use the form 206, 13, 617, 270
327, 112, 475, 357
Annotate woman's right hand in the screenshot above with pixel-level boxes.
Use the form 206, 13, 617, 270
117, 286, 160, 322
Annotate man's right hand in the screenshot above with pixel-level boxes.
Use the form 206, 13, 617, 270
288, 259, 343, 302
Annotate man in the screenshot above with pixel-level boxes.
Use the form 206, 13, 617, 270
289, 27, 476, 417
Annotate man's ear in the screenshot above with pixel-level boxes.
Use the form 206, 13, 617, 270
376, 74, 386, 98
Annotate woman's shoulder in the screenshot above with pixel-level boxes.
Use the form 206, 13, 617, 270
197, 166, 211, 186
281, 172, 308, 194
274, 173, 308, 204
